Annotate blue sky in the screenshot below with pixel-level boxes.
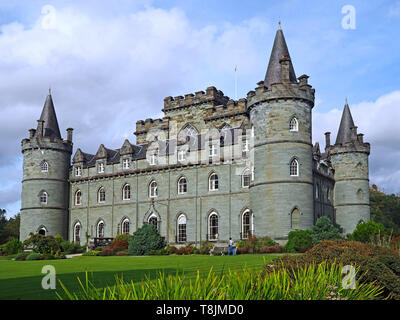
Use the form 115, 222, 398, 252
0, 0, 400, 217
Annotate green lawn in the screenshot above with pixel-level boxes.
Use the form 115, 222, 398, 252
0, 254, 279, 300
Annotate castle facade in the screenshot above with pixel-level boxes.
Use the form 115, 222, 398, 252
20, 28, 371, 245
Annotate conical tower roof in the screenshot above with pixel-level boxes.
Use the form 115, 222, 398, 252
38, 90, 62, 139
264, 27, 297, 87
335, 101, 355, 145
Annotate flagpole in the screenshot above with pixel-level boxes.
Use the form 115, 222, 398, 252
234, 65, 238, 100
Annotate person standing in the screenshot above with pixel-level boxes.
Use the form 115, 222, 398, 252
228, 237, 236, 256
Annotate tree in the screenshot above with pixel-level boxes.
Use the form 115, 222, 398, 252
128, 224, 166, 255
0, 212, 20, 244
350, 220, 385, 243
311, 216, 341, 245
284, 229, 312, 253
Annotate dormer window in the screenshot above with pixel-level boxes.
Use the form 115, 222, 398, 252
40, 161, 48, 172
209, 144, 217, 158
178, 150, 187, 162
98, 163, 105, 173
122, 159, 130, 170
149, 153, 158, 166
75, 166, 82, 177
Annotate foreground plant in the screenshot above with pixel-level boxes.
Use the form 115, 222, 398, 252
56, 262, 383, 300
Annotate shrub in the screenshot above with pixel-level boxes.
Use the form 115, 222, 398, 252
149, 248, 169, 255
285, 229, 312, 253
128, 224, 166, 256
113, 234, 131, 242
236, 245, 249, 255
14, 252, 29, 261
26, 253, 42, 260
272, 240, 400, 299
110, 240, 129, 251
260, 244, 284, 254
23, 233, 61, 254
199, 241, 213, 255
311, 216, 342, 245
350, 221, 385, 243
115, 250, 128, 256
2, 238, 23, 255
99, 248, 113, 256
40, 253, 55, 260
166, 245, 178, 254
82, 250, 101, 256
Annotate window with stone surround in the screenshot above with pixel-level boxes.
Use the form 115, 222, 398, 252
98, 187, 105, 203
75, 190, 82, 205
208, 212, 218, 241
149, 181, 158, 198
177, 214, 187, 243
242, 168, 251, 188
97, 220, 105, 238
290, 158, 299, 176
40, 191, 48, 205
98, 162, 105, 173
122, 158, 130, 169
75, 166, 82, 177
123, 184, 131, 200
289, 117, 299, 132
209, 173, 219, 191
74, 222, 81, 243
40, 161, 48, 172
178, 177, 187, 194
122, 218, 130, 234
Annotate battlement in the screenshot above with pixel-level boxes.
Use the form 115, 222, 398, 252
163, 86, 230, 111
21, 135, 73, 154
204, 98, 247, 122
247, 75, 315, 109
135, 116, 170, 135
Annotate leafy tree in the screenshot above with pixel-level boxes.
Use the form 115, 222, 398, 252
370, 187, 400, 232
0, 212, 20, 244
128, 224, 165, 255
311, 216, 342, 245
350, 220, 385, 243
285, 229, 312, 253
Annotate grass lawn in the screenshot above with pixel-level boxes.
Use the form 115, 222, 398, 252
0, 254, 279, 300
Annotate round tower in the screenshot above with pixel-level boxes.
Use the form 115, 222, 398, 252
328, 102, 370, 234
20, 91, 73, 240
248, 27, 315, 241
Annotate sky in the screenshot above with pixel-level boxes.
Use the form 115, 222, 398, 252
0, 0, 399, 217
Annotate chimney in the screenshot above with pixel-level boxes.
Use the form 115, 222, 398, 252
351, 126, 358, 141
325, 132, 331, 148
66, 128, 73, 142
279, 57, 291, 83
29, 129, 36, 139
37, 120, 44, 136
357, 133, 364, 144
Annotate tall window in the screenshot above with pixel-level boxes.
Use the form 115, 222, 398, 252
289, 117, 299, 132
123, 159, 130, 169
75, 166, 82, 177
75, 190, 82, 205
209, 144, 217, 158
178, 150, 187, 162
40, 191, 48, 205
97, 220, 105, 238
242, 210, 252, 239
291, 208, 300, 229
242, 169, 251, 188
98, 187, 105, 203
149, 181, 158, 198
208, 212, 218, 241
177, 214, 187, 243
122, 218, 130, 234
178, 177, 187, 194
123, 184, 131, 200
209, 173, 218, 191
98, 162, 105, 173
290, 158, 299, 176
148, 214, 158, 230
74, 222, 81, 243
40, 161, 48, 172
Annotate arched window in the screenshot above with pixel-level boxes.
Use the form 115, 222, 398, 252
242, 169, 251, 188
97, 220, 105, 238
74, 222, 81, 243
242, 210, 252, 239
179, 124, 198, 142
291, 208, 300, 230
98, 187, 105, 203
290, 158, 299, 176
208, 212, 218, 241
148, 214, 158, 230
122, 218, 130, 234
40, 191, 48, 205
289, 117, 298, 132
123, 184, 131, 200
149, 181, 158, 198
75, 190, 82, 205
38, 227, 46, 236
209, 173, 219, 191
177, 214, 187, 243
178, 177, 187, 194
40, 161, 49, 172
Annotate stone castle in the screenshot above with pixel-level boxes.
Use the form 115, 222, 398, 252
20, 27, 371, 245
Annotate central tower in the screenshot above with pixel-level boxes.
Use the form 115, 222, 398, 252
248, 27, 315, 240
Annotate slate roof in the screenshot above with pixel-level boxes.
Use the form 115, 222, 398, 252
38, 93, 62, 139
335, 102, 355, 145
264, 28, 297, 87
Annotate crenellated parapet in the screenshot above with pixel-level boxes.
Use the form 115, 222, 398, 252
163, 86, 230, 112
134, 116, 170, 136
21, 133, 72, 155
204, 98, 247, 122
247, 74, 315, 110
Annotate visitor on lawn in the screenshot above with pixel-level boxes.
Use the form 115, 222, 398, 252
228, 237, 236, 256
